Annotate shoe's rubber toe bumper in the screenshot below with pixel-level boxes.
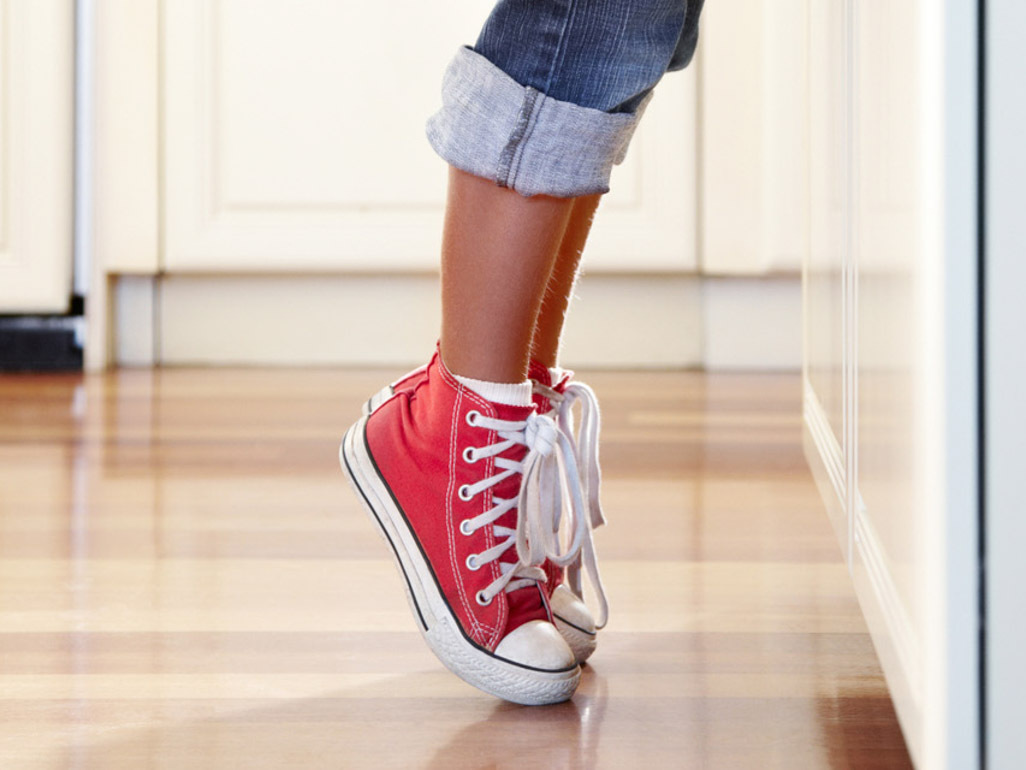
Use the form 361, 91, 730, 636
494, 619, 577, 671
551, 584, 598, 665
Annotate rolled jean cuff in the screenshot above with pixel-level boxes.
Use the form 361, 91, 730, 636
425, 46, 653, 198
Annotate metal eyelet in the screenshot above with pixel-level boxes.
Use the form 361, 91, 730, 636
465, 554, 480, 571
475, 590, 492, 606
462, 447, 477, 464
457, 484, 473, 501
459, 519, 473, 536
465, 410, 480, 426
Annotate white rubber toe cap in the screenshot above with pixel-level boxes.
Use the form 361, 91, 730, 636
494, 620, 577, 671
551, 585, 596, 633
550, 585, 598, 664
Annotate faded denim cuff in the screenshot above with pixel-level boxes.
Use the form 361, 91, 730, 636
426, 46, 653, 198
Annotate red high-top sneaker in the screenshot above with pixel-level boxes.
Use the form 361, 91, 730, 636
361, 353, 609, 666
340, 354, 582, 704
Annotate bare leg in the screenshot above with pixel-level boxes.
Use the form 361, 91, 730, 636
530, 194, 603, 368
440, 167, 575, 383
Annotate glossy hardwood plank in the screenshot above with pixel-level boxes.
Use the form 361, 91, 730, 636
0, 368, 912, 769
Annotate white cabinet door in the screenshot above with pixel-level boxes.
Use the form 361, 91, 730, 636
803, 1, 981, 767
700, 0, 808, 275
161, 0, 696, 273
0, 0, 74, 313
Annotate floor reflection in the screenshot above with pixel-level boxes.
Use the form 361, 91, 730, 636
0, 368, 913, 768
427, 671, 606, 769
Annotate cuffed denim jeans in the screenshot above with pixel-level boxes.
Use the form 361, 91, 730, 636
426, 0, 704, 198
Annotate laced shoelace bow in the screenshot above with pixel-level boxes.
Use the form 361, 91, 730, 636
533, 380, 609, 629
458, 410, 591, 608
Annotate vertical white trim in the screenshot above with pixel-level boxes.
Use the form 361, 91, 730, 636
842, 0, 856, 569
73, 0, 94, 297
800, 0, 811, 398
985, 1, 1026, 766
919, 1, 980, 767
942, 0, 981, 764
85, 0, 162, 371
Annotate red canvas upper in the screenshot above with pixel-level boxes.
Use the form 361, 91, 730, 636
527, 358, 553, 410
388, 364, 429, 400
379, 351, 579, 605
365, 351, 550, 651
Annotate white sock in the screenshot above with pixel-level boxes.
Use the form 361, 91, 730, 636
454, 374, 533, 407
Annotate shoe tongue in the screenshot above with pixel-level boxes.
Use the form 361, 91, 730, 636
488, 401, 534, 423
551, 371, 572, 392
528, 361, 572, 414
505, 583, 549, 633
528, 361, 554, 413
527, 359, 551, 387
485, 403, 534, 500
529, 360, 573, 392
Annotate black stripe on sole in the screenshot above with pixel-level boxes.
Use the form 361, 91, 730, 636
553, 613, 597, 637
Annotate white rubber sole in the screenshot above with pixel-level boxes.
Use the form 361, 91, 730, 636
339, 416, 581, 705
361, 385, 394, 417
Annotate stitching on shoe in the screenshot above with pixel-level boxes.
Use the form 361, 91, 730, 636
440, 365, 487, 640
437, 361, 508, 645
460, 386, 504, 646
446, 386, 484, 641
441, 367, 505, 646
472, 391, 507, 649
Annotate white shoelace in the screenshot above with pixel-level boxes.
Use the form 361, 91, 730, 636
533, 380, 609, 629
459, 410, 591, 608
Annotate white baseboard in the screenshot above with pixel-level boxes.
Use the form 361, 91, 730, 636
111, 273, 801, 370
803, 372, 924, 765
113, 275, 158, 366
851, 496, 923, 766
702, 276, 803, 369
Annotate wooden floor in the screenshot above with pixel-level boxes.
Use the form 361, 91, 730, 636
0, 368, 913, 769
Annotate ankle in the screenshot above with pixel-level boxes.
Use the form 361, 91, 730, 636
437, 339, 530, 384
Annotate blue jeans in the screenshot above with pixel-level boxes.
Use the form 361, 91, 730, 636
426, 0, 704, 198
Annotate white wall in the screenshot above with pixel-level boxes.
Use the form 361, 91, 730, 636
92, 0, 806, 371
